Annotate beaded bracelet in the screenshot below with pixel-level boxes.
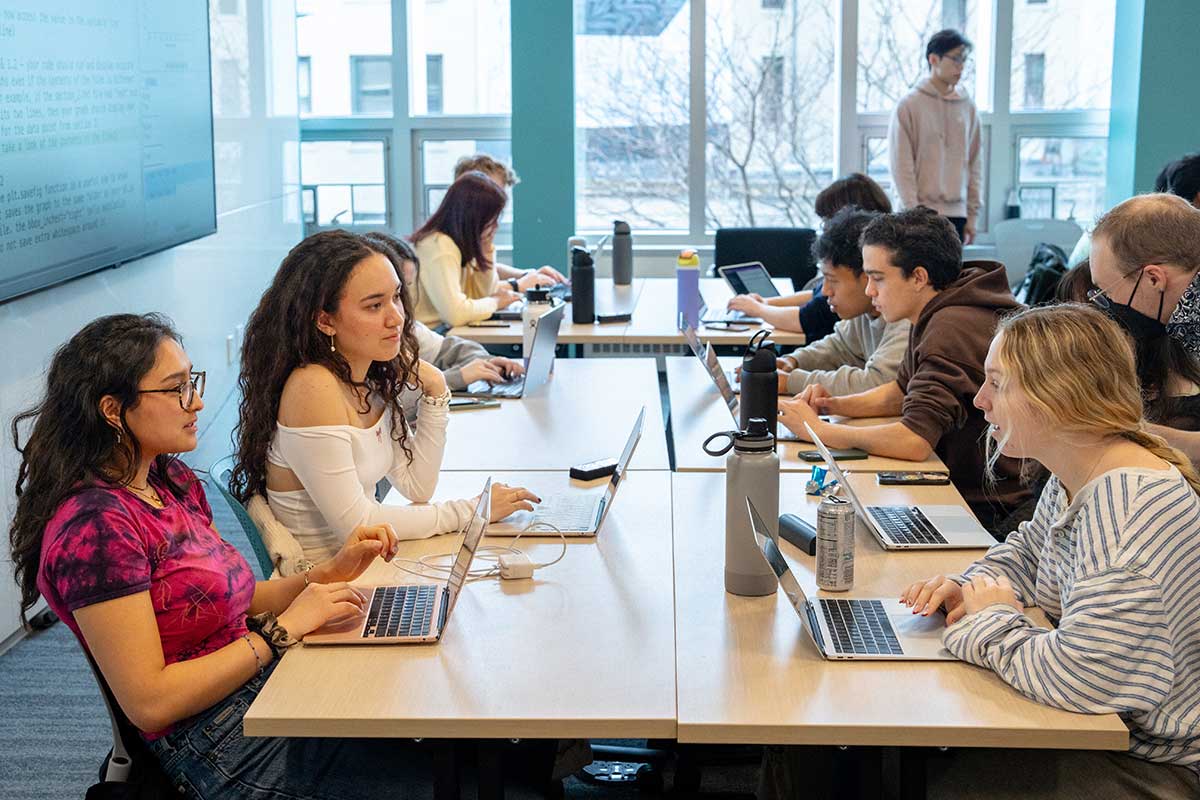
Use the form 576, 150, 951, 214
242, 633, 264, 676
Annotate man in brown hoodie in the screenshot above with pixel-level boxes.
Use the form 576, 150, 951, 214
888, 29, 982, 244
779, 207, 1029, 530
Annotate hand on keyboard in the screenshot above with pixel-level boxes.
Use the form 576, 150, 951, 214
488, 482, 541, 522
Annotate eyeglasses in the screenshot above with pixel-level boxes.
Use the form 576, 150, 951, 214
138, 371, 206, 410
1087, 267, 1144, 310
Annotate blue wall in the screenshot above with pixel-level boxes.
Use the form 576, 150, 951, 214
510, 0, 574, 269
1107, 0, 1200, 207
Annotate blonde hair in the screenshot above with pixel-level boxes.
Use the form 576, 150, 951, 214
988, 303, 1200, 496
453, 154, 519, 187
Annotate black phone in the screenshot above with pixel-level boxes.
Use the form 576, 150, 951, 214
570, 457, 618, 481
876, 471, 951, 486
449, 398, 500, 410
797, 448, 868, 462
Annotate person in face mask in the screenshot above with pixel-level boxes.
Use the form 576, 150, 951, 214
1089, 193, 1200, 460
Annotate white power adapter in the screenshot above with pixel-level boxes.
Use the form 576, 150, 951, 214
498, 552, 535, 580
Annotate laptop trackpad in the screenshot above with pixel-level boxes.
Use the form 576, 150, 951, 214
921, 505, 986, 535
887, 609, 956, 660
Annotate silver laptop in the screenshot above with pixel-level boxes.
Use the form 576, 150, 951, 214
699, 296, 760, 325
804, 422, 994, 550
747, 497, 954, 661
681, 323, 802, 442
456, 304, 563, 399
304, 478, 491, 645
717, 261, 782, 300
488, 408, 645, 537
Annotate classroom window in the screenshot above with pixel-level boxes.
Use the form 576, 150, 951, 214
300, 139, 389, 231
856, 0, 991, 113
706, 0, 836, 229
574, 0, 691, 232
1010, 0, 1114, 111
1017, 136, 1107, 224
351, 56, 393, 115
408, 0, 511, 115
298, 56, 312, 115
296, 0, 392, 117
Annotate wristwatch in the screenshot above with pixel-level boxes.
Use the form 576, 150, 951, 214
507, 277, 520, 292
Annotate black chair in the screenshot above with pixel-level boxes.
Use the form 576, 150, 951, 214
83, 653, 179, 799
713, 227, 817, 291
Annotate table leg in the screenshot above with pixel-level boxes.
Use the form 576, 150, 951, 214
898, 748, 928, 800
478, 740, 505, 800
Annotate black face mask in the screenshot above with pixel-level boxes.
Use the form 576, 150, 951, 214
1104, 268, 1166, 341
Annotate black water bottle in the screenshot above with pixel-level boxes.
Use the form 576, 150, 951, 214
570, 246, 595, 324
739, 329, 778, 433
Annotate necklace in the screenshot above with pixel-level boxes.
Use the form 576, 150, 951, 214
124, 481, 163, 507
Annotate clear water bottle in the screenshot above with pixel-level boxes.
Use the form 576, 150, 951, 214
570, 246, 595, 325
739, 329, 778, 433
676, 249, 701, 329
521, 286, 553, 359
612, 221, 633, 285
703, 418, 780, 597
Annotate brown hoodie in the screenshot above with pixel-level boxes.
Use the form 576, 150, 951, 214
896, 260, 1030, 521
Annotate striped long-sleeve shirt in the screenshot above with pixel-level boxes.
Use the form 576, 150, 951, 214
944, 466, 1200, 776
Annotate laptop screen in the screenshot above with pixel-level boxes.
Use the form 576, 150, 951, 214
611, 407, 645, 488
523, 304, 564, 393
746, 498, 811, 614
444, 477, 491, 620
720, 262, 781, 299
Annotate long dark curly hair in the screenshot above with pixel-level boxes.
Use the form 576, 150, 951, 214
9, 313, 189, 628
229, 229, 420, 504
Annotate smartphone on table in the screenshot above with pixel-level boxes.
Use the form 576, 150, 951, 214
797, 448, 869, 462
876, 471, 951, 486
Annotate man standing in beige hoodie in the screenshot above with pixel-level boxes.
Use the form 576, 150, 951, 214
888, 29, 981, 244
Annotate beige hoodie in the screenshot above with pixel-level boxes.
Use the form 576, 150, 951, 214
888, 78, 981, 224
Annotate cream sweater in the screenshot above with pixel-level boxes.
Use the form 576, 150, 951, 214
412, 232, 500, 327
888, 78, 982, 224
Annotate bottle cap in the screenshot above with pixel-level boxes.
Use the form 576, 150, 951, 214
571, 246, 593, 267
676, 249, 700, 269
613, 220, 631, 234
733, 417, 775, 452
525, 286, 551, 303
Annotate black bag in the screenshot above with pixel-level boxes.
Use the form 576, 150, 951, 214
84, 746, 179, 800
1014, 242, 1070, 306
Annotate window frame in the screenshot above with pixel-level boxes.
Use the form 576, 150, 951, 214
298, 0, 1113, 245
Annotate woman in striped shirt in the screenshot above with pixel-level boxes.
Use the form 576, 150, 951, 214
901, 303, 1200, 798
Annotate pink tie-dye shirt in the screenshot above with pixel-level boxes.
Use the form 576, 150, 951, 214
38, 460, 257, 735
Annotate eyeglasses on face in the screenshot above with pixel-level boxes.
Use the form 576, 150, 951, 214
138, 371, 206, 410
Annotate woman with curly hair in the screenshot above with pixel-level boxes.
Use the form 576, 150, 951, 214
9, 313, 420, 797
230, 230, 536, 566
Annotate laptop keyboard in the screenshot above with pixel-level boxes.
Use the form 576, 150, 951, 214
869, 506, 948, 546
532, 493, 600, 531
363, 584, 437, 639
820, 598, 903, 656
469, 378, 524, 397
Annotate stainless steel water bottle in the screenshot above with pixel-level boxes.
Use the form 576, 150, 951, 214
570, 246, 595, 324
704, 417, 780, 597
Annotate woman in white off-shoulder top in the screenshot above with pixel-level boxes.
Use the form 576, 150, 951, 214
230, 230, 538, 567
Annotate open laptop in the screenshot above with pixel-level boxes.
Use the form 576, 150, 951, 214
747, 497, 954, 661
304, 478, 491, 645
699, 296, 761, 325
681, 323, 802, 442
455, 304, 563, 399
488, 408, 645, 537
717, 261, 782, 300
491, 238, 607, 319
803, 422, 994, 550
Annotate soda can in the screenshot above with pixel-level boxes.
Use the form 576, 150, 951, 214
816, 495, 855, 591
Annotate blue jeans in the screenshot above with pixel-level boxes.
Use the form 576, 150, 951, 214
147, 663, 432, 799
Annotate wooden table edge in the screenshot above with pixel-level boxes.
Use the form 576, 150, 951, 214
675, 722, 1129, 750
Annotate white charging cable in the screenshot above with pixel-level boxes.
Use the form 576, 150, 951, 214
388, 522, 568, 583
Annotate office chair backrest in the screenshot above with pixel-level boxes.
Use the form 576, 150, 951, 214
83, 652, 177, 798
714, 227, 817, 291
211, 471, 273, 579
992, 218, 1083, 289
